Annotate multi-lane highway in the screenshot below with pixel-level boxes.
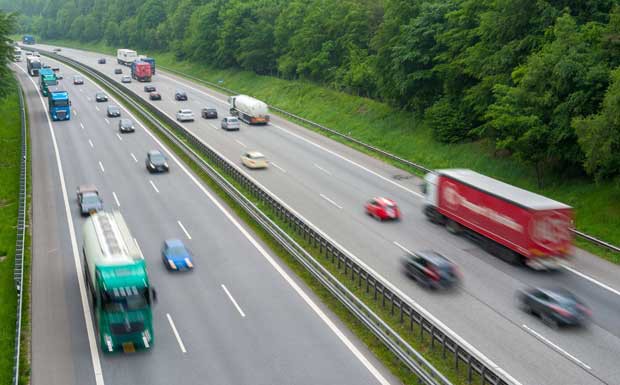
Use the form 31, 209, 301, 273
14, 55, 398, 385
24, 44, 620, 385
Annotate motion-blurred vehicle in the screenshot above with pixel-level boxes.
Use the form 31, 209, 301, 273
76, 184, 103, 216
422, 169, 573, 269
162, 239, 194, 271
149, 92, 161, 101
144, 85, 156, 92
241, 151, 268, 169
518, 287, 591, 328
118, 118, 135, 133
106, 105, 121, 117
365, 197, 401, 221
53, 47, 62, 52
145, 150, 169, 173
121, 75, 132, 83
176, 109, 194, 122
174, 90, 188, 101
72, 75, 84, 85
401, 251, 460, 289
201, 107, 218, 119
221, 116, 240, 131
97, 58, 106, 64
114, 68, 122, 74
95, 92, 108, 102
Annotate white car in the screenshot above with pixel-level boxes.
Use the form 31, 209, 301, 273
121, 75, 132, 83
176, 109, 195, 122
241, 151, 268, 169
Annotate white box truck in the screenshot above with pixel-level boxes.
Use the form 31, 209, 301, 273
117, 49, 138, 66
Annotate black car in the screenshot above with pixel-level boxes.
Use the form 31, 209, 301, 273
144, 85, 156, 92
401, 250, 460, 289
114, 68, 122, 74
174, 90, 188, 101
149, 92, 162, 100
518, 288, 591, 328
106, 105, 121, 117
118, 118, 135, 133
145, 150, 169, 173
98, 58, 106, 64
201, 107, 218, 119
95, 92, 108, 102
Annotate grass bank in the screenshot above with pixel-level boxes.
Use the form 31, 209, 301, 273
41, 38, 620, 263
0, 78, 26, 385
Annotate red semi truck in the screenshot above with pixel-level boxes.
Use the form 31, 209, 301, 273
423, 169, 573, 269
131, 60, 152, 82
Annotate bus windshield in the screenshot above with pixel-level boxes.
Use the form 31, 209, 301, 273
101, 287, 149, 313
51, 99, 69, 107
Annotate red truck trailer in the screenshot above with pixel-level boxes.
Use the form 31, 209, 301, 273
423, 169, 573, 269
131, 60, 152, 82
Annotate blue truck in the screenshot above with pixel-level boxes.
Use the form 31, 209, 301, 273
48, 90, 71, 121
22, 35, 35, 45
139, 56, 156, 75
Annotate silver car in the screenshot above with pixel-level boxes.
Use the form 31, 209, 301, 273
121, 75, 131, 83
221, 116, 240, 131
176, 109, 195, 122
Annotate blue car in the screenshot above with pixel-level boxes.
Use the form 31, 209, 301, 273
162, 239, 194, 271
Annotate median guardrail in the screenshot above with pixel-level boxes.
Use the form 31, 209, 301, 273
158, 65, 620, 255
12, 78, 28, 385
36, 47, 518, 385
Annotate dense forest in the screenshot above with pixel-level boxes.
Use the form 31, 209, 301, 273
5, 0, 620, 180
0, 11, 15, 95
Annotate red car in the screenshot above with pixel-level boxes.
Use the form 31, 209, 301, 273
365, 197, 401, 221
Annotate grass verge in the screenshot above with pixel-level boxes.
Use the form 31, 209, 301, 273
38, 38, 620, 263
0, 78, 27, 385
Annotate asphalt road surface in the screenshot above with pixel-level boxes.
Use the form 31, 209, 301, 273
25, 44, 620, 385
15, 56, 398, 385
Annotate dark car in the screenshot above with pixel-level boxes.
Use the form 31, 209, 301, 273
76, 184, 103, 216
114, 68, 122, 74
73, 75, 84, 85
145, 150, 169, 173
53, 47, 62, 52
149, 92, 161, 100
118, 118, 135, 133
95, 92, 108, 102
98, 58, 106, 64
106, 105, 121, 117
518, 288, 591, 328
402, 251, 460, 289
144, 85, 156, 92
174, 90, 188, 101
201, 107, 218, 119
162, 239, 194, 271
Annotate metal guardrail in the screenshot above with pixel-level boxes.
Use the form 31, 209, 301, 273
159, 65, 620, 255
12, 78, 28, 385
38, 48, 519, 385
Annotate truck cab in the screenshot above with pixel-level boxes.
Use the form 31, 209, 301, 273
130, 60, 152, 82
48, 90, 71, 121
22, 35, 35, 45
39, 68, 58, 97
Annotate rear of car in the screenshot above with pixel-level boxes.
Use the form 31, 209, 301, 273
114, 68, 122, 74
241, 151, 268, 169
202, 108, 218, 119
98, 58, 106, 64
149, 92, 161, 100
176, 109, 194, 122
144, 85, 156, 92
221, 117, 240, 131
402, 251, 460, 289
73, 75, 84, 85
121, 75, 131, 83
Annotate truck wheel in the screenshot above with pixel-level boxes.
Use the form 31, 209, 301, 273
446, 219, 462, 235
500, 248, 522, 265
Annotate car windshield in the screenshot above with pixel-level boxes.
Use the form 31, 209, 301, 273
108, 106, 119, 112
167, 246, 188, 258
74, 76, 82, 81
121, 119, 132, 127
229, 118, 238, 123
96, 93, 105, 98
150, 153, 166, 163
82, 194, 100, 205
206, 108, 216, 112
102, 287, 149, 313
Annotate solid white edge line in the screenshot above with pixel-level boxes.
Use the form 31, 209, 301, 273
320, 193, 343, 210
166, 313, 187, 353
99, 81, 392, 385
158, 72, 422, 198
561, 263, 620, 297
133, 238, 144, 259
521, 324, 591, 370
314, 163, 332, 176
221, 284, 246, 318
235, 139, 247, 148
112, 191, 120, 208
149, 180, 159, 193
13, 64, 105, 385
270, 162, 286, 173
130, 152, 138, 163
98, 161, 104, 173
177, 220, 192, 240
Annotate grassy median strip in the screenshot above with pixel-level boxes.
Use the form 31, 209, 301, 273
0, 78, 27, 385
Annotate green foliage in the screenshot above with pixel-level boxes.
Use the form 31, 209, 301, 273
6, 0, 620, 178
